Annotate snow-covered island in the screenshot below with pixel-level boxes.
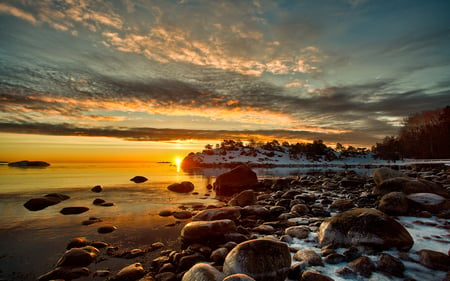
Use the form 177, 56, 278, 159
182, 140, 398, 170
181, 140, 450, 170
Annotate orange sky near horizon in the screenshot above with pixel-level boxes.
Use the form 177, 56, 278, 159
0, 133, 214, 163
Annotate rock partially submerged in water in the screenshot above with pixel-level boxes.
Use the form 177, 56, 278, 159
181, 219, 237, 245
168, 181, 195, 193
214, 165, 258, 196
111, 262, 145, 281
8, 160, 50, 167
60, 206, 89, 215
130, 176, 148, 183
56, 246, 99, 267
24, 193, 70, 211
318, 208, 414, 251
37, 266, 89, 281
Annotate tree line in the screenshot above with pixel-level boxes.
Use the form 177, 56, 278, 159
372, 106, 450, 159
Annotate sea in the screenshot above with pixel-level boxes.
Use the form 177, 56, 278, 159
0, 161, 372, 280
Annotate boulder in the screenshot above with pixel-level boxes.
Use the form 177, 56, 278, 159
214, 165, 258, 196
373, 177, 449, 198
378, 192, 409, 215
130, 176, 148, 183
330, 199, 355, 212
223, 238, 291, 281
91, 185, 103, 192
181, 263, 224, 281
60, 206, 89, 215
285, 226, 310, 239
407, 193, 450, 213
377, 253, 405, 277
418, 249, 450, 271
348, 256, 375, 278
56, 246, 99, 267
301, 270, 334, 281
167, 181, 195, 193
317, 208, 413, 251
24, 197, 61, 211
293, 248, 323, 266
373, 167, 403, 186
229, 190, 257, 207
111, 262, 145, 281
192, 207, 241, 221
181, 219, 236, 245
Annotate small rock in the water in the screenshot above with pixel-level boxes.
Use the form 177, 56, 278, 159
93, 198, 106, 205
173, 210, 192, 219
130, 176, 148, 183
66, 237, 89, 249
37, 266, 89, 281
82, 217, 103, 225
24, 193, 69, 211
301, 270, 334, 281
159, 210, 173, 217
167, 181, 195, 193
91, 185, 103, 192
418, 249, 450, 271
60, 206, 89, 215
97, 225, 117, 234
100, 202, 114, 207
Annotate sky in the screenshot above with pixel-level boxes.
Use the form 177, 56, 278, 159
0, 0, 449, 162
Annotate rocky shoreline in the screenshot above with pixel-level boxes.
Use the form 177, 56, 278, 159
36, 165, 449, 281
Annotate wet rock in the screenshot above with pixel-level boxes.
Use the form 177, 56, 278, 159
111, 262, 145, 281
8, 160, 50, 167
407, 193, 450, 213
348, 256, 375, 278
24, 193, 69, 211
301, 270, 334, 281
373, 177, 449, 198
252, 224, 275, 234
93, 198, 106, 205
90, 241, 109, 249
318, 208, 414, 251
66, 237, 89, 249
118, 249, 146, 259
37, 266, 89, 281
229, 190, 257, 207
373, 167, 404, 186
241, 205, 269, 217
192, 207, 241, 221
418, 249, 450, 271
93, 270, 110, 277
82, 217, 102, 225
97, 225, 117, 234
173, 211, 192, 219
60, 206, 89, 215
56, 246, 99, 267
181, 263, 224, 281
91, 185, 103, 192
378, 192, 409, 215
293, 248, 324, 266
130, 176, 148, 183
285, 226, 310, 239
324, 253, 346, 264
214, 165, 258, 196
150, 242, 165, 251
168, 181, 195, 193
290, 204, 309, 215
210, 247, 229, 263
377, 253, 405, 277
330, 199, 355, 212
100, 202, 114, 207
223, 238, 291, 281
222, 274, 256, 281
181, 219, 236, 245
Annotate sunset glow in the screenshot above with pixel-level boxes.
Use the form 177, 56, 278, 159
1, 1, 449, 162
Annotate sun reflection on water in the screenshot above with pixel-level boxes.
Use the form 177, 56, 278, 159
175, 157, 182, 172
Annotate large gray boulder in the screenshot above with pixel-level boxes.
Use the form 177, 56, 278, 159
181, 219, 236, 244
214, 165, 258, 196
317, 208, 413, 251
223, 238, 291, 281
372, 167, 404, 186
